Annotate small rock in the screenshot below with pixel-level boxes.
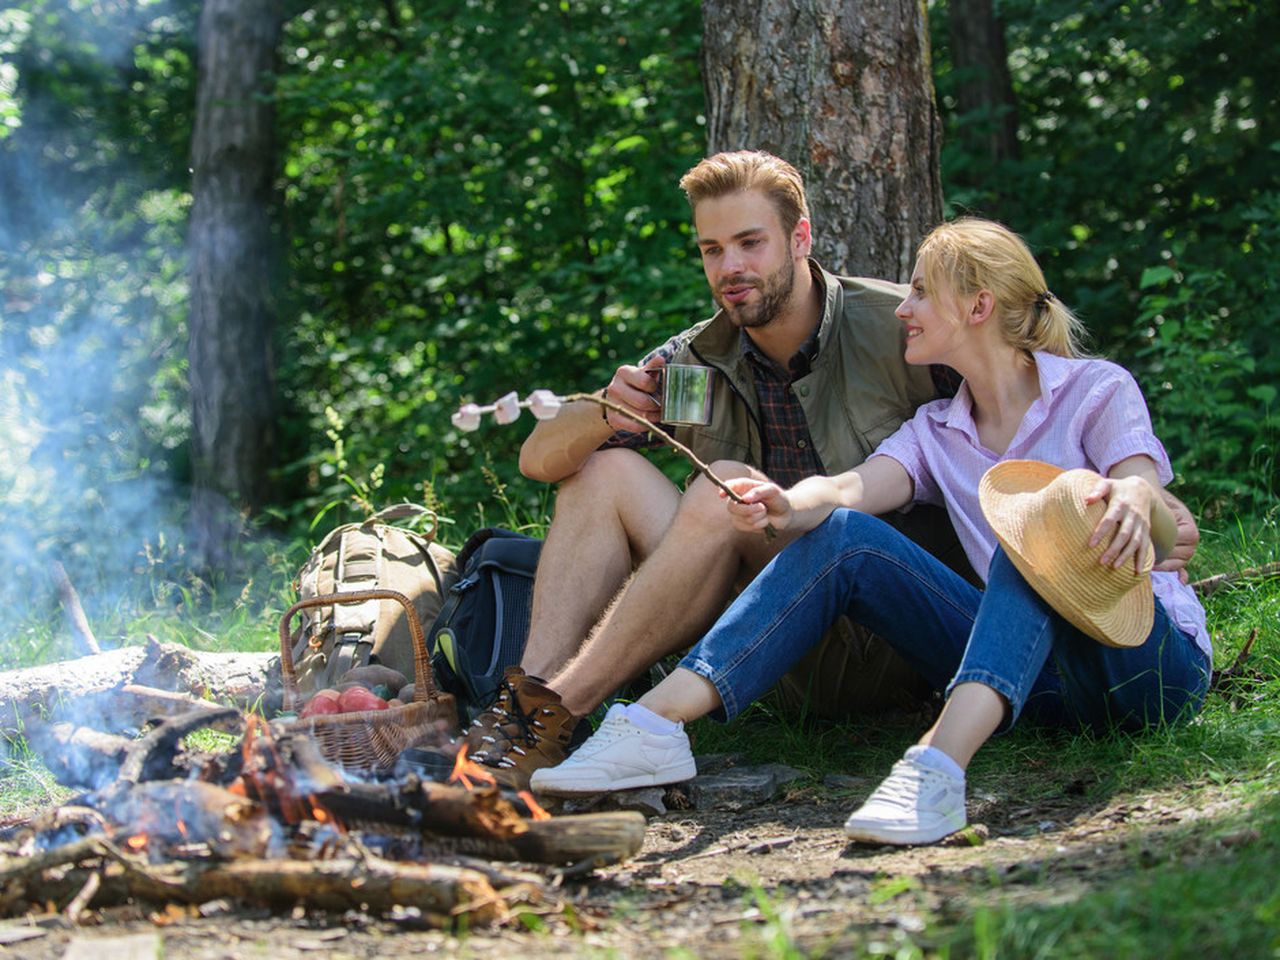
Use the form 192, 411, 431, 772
823, 773, 871, 791
63, 934, 162, 960
198, 898, 234, 917
609, 786, 668, 817
556, 787, 668, 817
756, 763, 805, 788
693, 752, 746, 774
940, 823, 989, 846
688, 767, 779, 810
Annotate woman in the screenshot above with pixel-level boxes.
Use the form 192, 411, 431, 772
529, 218, 1210, 846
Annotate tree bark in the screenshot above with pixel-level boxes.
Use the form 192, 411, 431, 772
700, 0, 943, 280
187, 0, 287, 568
946, 0, 1019, 166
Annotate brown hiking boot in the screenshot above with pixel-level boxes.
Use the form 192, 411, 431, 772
466, 666, 583, 790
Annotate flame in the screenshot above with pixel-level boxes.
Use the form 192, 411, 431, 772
449, 744, 498, 790
517, 790, 552, 821
238, 713, 342, 830
176, 819, 189, 840
125, 833, 148, 852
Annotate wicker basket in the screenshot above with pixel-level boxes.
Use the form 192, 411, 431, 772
277, 589, 458, 772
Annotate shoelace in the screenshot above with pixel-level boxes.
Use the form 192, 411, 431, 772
470, 676, 518, 729
477, 697, 549, 765
865, 760, 931, 810
569, 715, 632, 758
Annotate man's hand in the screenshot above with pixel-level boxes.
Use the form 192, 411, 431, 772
1154, 489, 1200, 584
602, 357, 664, 432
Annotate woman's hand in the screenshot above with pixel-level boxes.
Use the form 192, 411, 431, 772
1085, 475, 1159, 572
722, 477, 794, 533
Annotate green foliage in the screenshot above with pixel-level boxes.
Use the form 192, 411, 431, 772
271, 0, 708, 530
1, 0, 1275, 647
0, 0, 202, 638
933, 0, 1280, 516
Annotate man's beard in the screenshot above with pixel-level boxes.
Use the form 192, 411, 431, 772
716, 256, 796, 329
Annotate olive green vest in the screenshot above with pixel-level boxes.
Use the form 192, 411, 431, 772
667, 261, 937, 476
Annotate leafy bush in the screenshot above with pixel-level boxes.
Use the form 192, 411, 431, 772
933, 0, 1280, 515
271, 0, 708, 531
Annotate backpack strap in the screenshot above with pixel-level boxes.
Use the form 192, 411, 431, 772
326, 528, 383, 678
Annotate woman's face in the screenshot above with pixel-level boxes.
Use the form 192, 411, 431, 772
895, 259, 967, 366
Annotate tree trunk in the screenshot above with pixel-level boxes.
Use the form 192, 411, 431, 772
700, 0, 943, 280
187, 0, 286, 568
946, 0, 1019, 166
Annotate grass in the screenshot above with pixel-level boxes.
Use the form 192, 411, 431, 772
677, 507, 1280, 958
936, 792, 1280, 959
1, 504, 1276, 957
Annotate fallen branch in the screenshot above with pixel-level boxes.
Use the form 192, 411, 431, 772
1211, 627, 1259, 694
1191, 562, 1280, 598
49, 561, 100, 656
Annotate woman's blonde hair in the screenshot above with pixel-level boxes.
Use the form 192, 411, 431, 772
917, 218, 1087, 358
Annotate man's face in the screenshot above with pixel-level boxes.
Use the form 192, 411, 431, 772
693, 190, 809, 329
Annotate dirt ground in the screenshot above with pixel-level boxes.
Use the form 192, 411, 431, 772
2, 776, 1246, 960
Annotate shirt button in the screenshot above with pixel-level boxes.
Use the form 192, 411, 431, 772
798, 385, 810, 397
798, 439, 808, 449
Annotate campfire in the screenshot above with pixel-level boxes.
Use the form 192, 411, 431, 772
1, 682, 645, 928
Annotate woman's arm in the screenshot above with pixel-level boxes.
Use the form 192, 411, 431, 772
1086, 454, 1178, 570
724, 456, 915, 535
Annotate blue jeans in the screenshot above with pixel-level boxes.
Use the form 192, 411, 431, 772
681, 510, 1210, 732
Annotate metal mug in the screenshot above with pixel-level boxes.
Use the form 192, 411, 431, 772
660, 363, 714, 426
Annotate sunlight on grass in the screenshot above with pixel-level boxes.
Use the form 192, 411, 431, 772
939, 793, 1280, 959
0, 737, 74, 819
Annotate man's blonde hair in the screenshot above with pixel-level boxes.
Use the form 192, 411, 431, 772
678, 151, 810, 234
918, 218, 1087, 358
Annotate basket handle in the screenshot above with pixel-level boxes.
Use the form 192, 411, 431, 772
278, 589, 439, 713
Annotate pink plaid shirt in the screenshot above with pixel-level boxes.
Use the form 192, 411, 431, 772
872, 352, 1210, 657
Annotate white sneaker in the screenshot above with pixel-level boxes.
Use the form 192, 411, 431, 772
528, 704, 697, 796
843, 748, 967, 845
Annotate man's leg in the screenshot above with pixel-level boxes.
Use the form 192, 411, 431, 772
467, 448, 680, 786
521, 448, 681, 678
550, 461, 790, 717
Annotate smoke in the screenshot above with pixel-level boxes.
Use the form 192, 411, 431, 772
0, 0, 202, 666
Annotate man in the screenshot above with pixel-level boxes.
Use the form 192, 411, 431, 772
465, 150, 1198, 788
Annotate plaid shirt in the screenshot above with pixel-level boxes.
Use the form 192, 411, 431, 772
741, 330, 824, 487
606, 334, 961, 487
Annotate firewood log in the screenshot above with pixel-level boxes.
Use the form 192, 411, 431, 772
0, 837, 509, 924
0, 637, 275, 737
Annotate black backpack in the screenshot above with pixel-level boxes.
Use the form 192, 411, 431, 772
428, 527, 542, 723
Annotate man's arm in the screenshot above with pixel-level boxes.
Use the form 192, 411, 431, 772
1155, 489, 1200, 584
519, 395, 618, 483
519, 360, 665, 483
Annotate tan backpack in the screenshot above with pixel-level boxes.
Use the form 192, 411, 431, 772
286, 503, 458, 698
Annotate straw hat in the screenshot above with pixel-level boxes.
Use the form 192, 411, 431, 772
978, 460, 1154, 648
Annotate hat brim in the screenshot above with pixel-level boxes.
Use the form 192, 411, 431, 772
980, 461, 1154, 649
